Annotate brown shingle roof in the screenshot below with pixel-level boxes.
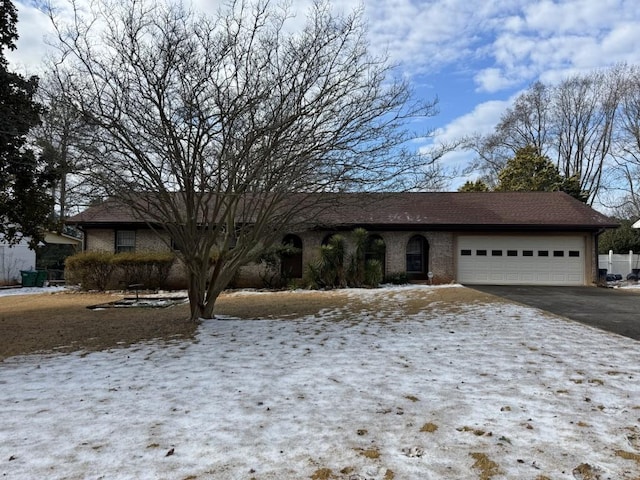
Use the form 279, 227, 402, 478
313, 192, 617, 229
66, 192, 618, 230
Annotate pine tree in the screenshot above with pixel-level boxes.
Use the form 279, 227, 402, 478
495, 145, 588, 201
0, 0, 51, 246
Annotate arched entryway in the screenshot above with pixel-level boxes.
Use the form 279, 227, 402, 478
406, 235, 429, 279
281, 234, 303, 279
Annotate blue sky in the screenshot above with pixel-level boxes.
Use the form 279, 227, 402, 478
7, 0, 640, 188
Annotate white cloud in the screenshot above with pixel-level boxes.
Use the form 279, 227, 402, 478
6, 2, 55, 75
433, 98, 511, 143
521, 0, 631, 35
477, 0, 640, 92
7, 0, 640, 171
418, 99, 513, 184
474, 67, 520, 93
360, 0, 525, 75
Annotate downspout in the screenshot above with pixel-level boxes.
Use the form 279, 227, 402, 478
594, 228, 606, 285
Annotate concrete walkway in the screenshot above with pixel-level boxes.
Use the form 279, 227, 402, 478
468, 285, 640, 341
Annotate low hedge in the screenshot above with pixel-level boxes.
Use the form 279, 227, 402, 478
65, 251, 176, 291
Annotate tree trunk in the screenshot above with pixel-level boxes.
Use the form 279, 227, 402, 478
186, 264, 226, 322
187, 270, 207, 322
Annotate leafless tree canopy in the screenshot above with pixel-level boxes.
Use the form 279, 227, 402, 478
466, 66, 639, 208
50, 0, 437, 319
611, 65, 640, 215
32, 73, 99, 225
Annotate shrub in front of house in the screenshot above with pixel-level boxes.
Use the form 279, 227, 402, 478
364, 259, 384, 287
383, 272, 409, 285
304, 231, 383, 289
110, 252, 176, 290
65, 251, 176, 291
258, 243, 302, 289
304, 234, 347, 289
65, 251, 116, 291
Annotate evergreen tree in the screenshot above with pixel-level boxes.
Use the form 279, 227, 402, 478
458, 179, 489, 192
598, 219, 640, 253
496, 145, 588, 201
0, 0, 51, 246
496, 145, 563, 192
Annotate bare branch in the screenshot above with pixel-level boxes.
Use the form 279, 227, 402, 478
51, 0, 437, 319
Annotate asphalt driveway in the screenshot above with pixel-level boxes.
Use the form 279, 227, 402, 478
468, 285, 640, 341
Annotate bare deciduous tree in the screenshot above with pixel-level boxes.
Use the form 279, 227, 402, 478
465, 82, 552, 186
50, 0, 437, 320
552, 69, 623, 204
33, 73, 97, 226
610, 65, 640, 217
469, 70, 624, 205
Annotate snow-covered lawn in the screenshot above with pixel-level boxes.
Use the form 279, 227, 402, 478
1, 285, 639, 480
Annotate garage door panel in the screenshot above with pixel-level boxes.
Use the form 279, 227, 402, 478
457, 235, 585, 286
520, 272, 535, 282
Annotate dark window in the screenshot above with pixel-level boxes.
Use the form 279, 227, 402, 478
491, 250, 502, 256
281, 234, 303, 279
116, 230, 136, 253
523, 250, 533, 257
538, 250, 549, 257
406, 236, 427, 273
569, 250, 580, 257
553, 250, 564, 257
461, 249, 472, 256
476, 250, 487, 256
507, 250, 518, 257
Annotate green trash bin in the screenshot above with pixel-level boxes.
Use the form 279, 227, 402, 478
35, 270, 48, 287
20, 270, 37, 287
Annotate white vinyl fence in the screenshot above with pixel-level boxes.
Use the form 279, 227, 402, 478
598, 250, 640, 278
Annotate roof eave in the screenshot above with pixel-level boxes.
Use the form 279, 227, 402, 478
312, 222, 619, 232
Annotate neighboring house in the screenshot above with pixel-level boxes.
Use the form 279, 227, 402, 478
65, 191, 618, 288
0, 235, 36, 285
0, 231, 82, 285
38, 231, 83, 282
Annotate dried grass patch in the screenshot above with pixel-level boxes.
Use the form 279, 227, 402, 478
1, 286, 497, 360
572, 463, 602, 479
615, 449, 640, 463
470, 452, 500, 480
0, 292, 195, 360
355, 447, 381, 459
310, 467, 336, 480
420, 422, 438, 433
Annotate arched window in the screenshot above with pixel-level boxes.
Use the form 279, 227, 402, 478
321, 233, 337, 246
365, 234, 386, 275
406, 235, 428, 276
281, 234, 303, 279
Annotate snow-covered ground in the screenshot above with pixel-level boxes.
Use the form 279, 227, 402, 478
0, 285, 68, 297
1, 285, 640, 479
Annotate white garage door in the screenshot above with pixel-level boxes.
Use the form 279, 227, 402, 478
457, 235, 585, 285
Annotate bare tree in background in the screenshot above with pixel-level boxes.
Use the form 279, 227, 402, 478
50, 0, 437, 320
465, 82, 552, 187
552, 69, 622, 204
610, 65, 640, 217
33, 74, 97, 228
468, 69, 624, 205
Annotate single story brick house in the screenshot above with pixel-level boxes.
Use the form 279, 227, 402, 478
66, 191, 618, 287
